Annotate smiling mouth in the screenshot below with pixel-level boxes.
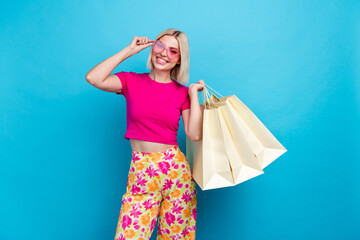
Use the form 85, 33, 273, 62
156, 57, 169, 63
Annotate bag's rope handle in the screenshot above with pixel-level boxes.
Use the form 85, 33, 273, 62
202, 88, 210, 109
203, 82, 224, 98
203, 86, 211, 100
201, 86, 209, 108
201, 82, 223, 109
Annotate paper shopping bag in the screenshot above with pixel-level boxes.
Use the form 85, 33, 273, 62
186, 83, 287, 190
206, 92, 287, 170
201, 93, 265, 185
186, 104, 235, 190
215, 100, 265, 184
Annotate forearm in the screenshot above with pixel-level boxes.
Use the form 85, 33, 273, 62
188, 91, 203, 141
85, 46, 134, 84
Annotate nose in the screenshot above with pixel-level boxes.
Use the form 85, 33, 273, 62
160, 48, 168, 57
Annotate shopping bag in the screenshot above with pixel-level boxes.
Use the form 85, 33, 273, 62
204, 86, 287, 170
186, 86, 264, 190
186, 104, 235, 190
211, 98, 265, 185
186, 83, 287, 190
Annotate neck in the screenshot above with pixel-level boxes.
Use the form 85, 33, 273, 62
149, 69, 173, 83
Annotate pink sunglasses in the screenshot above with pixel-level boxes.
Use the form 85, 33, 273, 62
152, 40, 181, 60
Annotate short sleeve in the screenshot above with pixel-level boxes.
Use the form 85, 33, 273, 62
180, 92, 191, 115
114, 71, 136, 98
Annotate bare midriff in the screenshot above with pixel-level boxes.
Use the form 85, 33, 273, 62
130, 139, 177, 153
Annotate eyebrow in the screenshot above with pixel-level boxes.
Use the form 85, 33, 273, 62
159, 40, 179, 51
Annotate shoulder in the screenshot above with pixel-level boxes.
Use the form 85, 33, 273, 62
127, 71, 142, 79
114, 71, 141, 78
113, 72, 146, 84
136, 72, 148, 77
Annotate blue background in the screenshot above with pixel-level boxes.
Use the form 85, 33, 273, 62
1, 0, 359, 239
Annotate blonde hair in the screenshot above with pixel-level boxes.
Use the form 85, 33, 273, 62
146, 28, 190, 85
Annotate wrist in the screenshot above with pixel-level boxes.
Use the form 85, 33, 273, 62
123, 46, 136, 57
189, 90, 199, 98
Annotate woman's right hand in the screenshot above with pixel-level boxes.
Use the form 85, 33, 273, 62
128, 36, 155, 55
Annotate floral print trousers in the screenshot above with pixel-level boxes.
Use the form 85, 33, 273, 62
114, 145, 197, 240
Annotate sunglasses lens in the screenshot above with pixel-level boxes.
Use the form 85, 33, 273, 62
168, 49, 180, 59
153, 40, 164, 53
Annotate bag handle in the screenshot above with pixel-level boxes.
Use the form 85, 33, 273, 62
201, 82, 224, 109
204, 83, 224, 98
202, 84, 215, 109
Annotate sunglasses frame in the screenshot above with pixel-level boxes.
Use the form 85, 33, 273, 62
152, 40, 181, 60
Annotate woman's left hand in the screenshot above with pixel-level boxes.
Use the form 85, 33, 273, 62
189, 79, 205, 95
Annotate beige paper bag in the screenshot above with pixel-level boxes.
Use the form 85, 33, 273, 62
186, 104, 234, 190
206, 92, 287, 170
186, 83, 287, 190
215, 100, 265, 184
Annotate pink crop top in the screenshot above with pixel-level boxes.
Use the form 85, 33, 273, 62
114, 71, 191, 145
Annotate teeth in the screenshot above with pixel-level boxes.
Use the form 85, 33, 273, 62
157, 57, 167, 63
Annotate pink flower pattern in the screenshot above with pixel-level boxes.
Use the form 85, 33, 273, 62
145, 165, 159, 178
181, 191, 192, 204
121, 214, 132, 230
171, 202, 184, 215
158, 161, 171, 175
164, 212, 176, 226
129, 205, 142, 219
163, 151, 175, 160
142, 199, 153, 210
163, 178, 174, 191
130, 184, 141, 195
116, 233, 126, 240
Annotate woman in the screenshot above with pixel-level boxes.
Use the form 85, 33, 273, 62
86, 28, 205, 240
